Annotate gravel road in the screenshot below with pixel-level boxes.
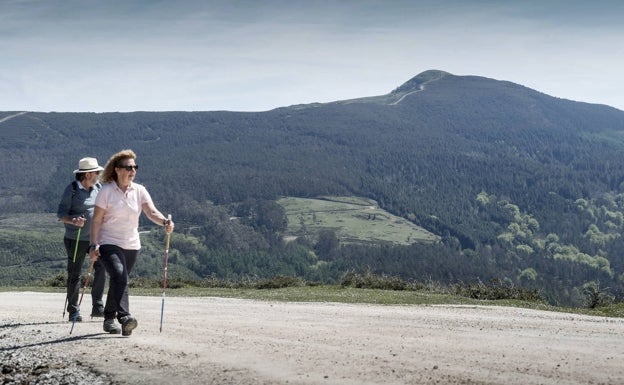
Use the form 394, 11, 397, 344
1, 292, 624, 384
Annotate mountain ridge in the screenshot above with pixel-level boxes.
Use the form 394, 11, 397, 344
2, 70, 621, 114
2, 70, 624, 305
390, 69, 450, 95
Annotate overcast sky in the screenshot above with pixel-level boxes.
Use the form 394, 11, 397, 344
1, 0, 622, 113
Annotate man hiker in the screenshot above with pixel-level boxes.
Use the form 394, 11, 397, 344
57, 157, 107, 321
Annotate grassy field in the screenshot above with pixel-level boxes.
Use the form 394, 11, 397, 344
0, 213, 59, 233
0, 213, 66, 285
278, 196, 440, 245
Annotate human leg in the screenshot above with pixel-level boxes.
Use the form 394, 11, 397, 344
98, 245, 128, 315
117, 249, 139, 336
125, 249, 138, 274
102, 284, 120, 334
98, 246, 138, 319
113, 249, 138, 321
90, 260, 106, 316
103, 286, 116, 320
64, 237, 89, 320
98, 245, 127, 333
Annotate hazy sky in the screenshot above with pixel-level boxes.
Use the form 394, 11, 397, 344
1, 0, 623, 112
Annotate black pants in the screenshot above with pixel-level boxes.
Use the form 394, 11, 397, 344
98, 244, 138, 321
64, 238, 106, 316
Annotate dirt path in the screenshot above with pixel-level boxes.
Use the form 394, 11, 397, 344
0, 111, 28, 124
2, 292, 624, 384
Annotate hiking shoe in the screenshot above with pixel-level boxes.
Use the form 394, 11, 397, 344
120, 316, 138, 337
69, 314, 82, 322
91, 307, 105, 318
103, 319, 121, 334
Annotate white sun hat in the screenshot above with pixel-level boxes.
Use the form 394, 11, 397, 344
73, 157, 105, 174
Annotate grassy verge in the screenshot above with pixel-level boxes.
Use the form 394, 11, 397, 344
3, 284, 623, 319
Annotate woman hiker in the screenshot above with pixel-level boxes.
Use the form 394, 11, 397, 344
88, 149, 174, 336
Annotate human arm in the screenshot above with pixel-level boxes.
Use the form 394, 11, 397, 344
57, 184, 86, 227
88, 205, 104, 261
142, 200, 174, 234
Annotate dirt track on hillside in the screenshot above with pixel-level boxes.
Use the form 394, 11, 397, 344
1, 292, 624, 384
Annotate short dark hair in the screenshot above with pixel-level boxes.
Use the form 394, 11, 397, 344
75, 173, 85, 181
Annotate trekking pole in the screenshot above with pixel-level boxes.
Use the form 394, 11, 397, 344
63, 224, 82, 319
72, 225, 82, 263
160, 214, 172, 333
69, 259, 94, 335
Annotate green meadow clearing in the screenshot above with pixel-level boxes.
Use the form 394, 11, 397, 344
278, 196, 440, 245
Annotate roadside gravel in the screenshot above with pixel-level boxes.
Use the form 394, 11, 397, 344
0, 318, 112, 384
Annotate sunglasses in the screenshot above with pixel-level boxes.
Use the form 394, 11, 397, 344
118, 165, 139, 171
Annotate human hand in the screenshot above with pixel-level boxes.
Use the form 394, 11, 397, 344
88, 244, 100, 261
164, 218, 174, 234
71, 216, 86, 228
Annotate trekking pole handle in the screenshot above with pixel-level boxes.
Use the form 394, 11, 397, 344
165, 214, 172, 249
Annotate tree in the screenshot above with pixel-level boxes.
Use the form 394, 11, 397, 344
315, 229, 339, 260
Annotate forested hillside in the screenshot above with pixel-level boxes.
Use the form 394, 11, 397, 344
2, 70, 624, 305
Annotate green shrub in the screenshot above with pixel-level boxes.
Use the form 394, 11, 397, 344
38, 273, 66, 287
583, 282, 614, 309
255, 275, 304, 289
451, 278, 543, 302
340, 270, 409, 291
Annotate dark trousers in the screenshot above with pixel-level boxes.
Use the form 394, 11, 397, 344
98, 244, 138, 321
64, 238, 106, 316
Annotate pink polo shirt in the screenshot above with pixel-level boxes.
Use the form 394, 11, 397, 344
95, 181, 153, 250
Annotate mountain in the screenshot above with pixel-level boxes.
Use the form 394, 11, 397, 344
2, 70, 624, 305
